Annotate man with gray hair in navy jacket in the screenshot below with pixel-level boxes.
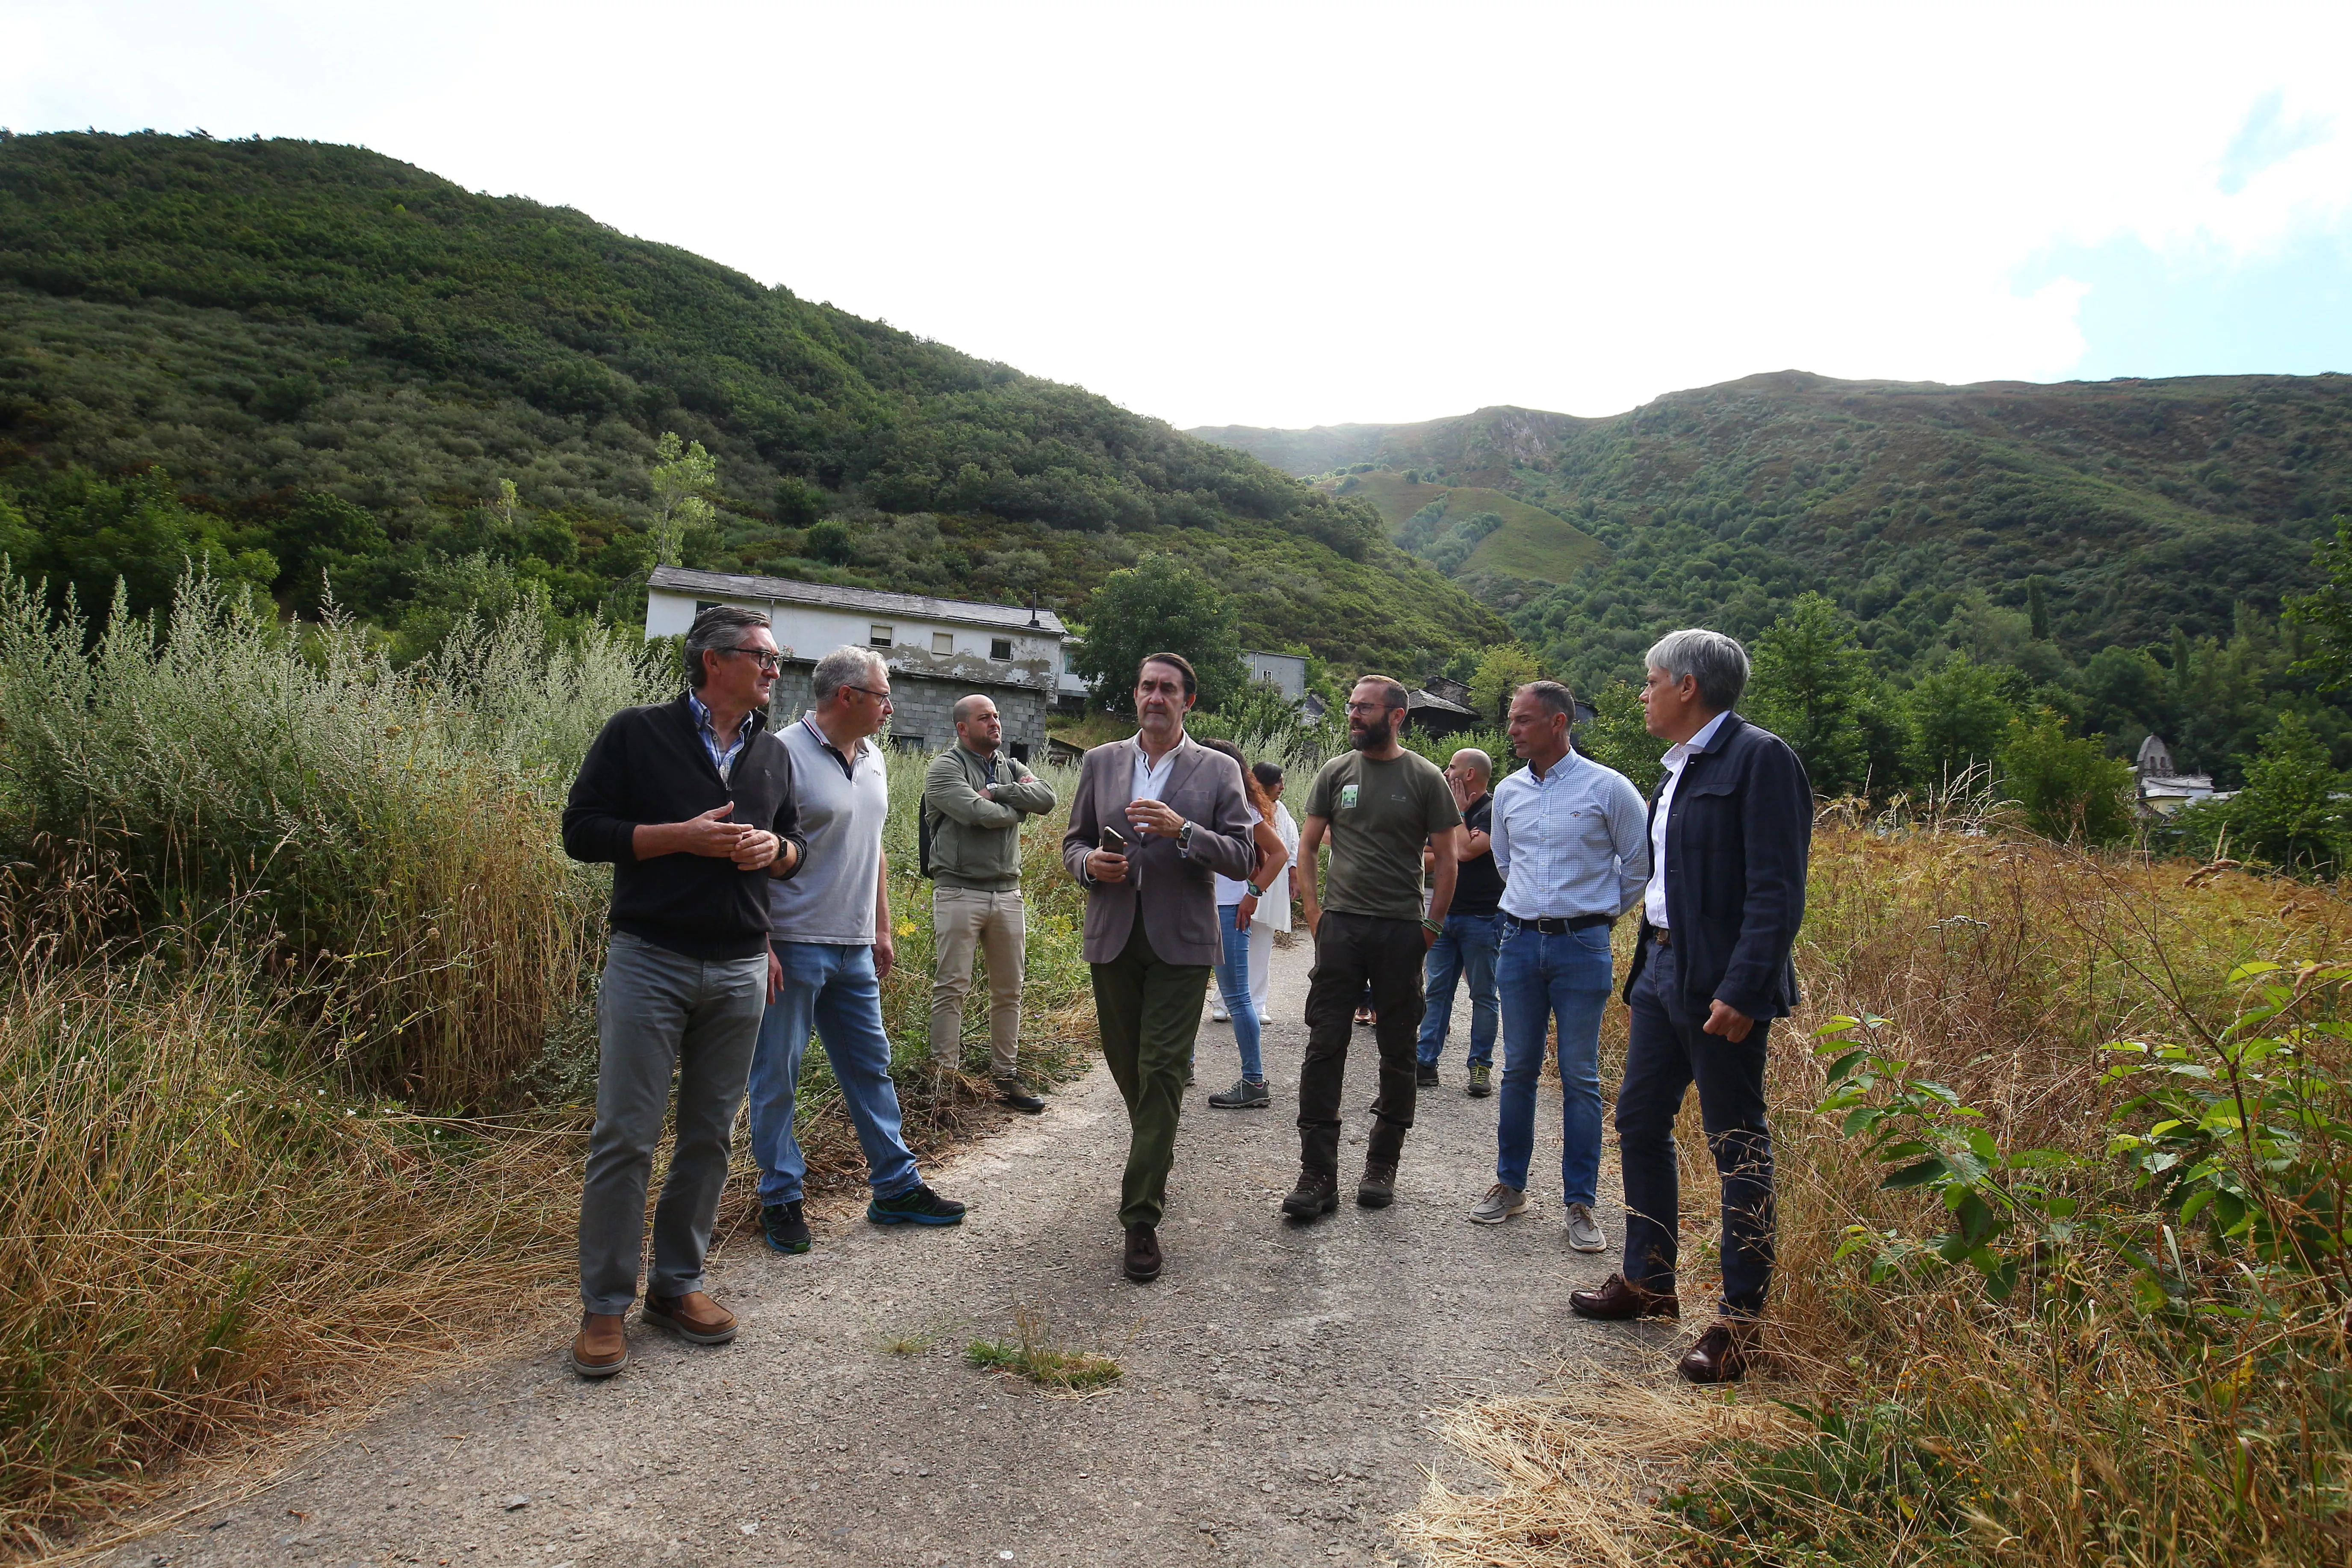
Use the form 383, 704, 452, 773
1570, 628, 1811, 1385
561, 605, 806, 1379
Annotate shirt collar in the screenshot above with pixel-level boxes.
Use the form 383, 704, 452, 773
687, 690, 762, 738
801, 711, 866, 763
1664, 710, 1732, 765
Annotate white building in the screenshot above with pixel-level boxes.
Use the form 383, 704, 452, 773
645, 566, 1068, 760
2135, 734, 2219, 817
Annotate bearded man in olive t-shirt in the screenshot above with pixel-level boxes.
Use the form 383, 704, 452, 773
1285, 674, 1462, 1219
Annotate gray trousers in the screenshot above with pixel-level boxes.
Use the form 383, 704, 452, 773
578, 931, 767, 1315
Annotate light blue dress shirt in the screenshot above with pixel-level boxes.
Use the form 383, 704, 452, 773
1490, 747, 1650, 921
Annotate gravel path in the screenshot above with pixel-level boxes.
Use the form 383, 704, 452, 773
113, 935, 1668, 1568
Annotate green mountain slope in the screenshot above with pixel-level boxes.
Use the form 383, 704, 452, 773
1328, 470, 1606, 586
1195, 372, 2352, 686
0, 130, 1505, 673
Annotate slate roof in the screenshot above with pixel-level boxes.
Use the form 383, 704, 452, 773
648, 566, 1068, 635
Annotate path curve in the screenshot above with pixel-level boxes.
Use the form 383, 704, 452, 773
112, 936, 1667, 1567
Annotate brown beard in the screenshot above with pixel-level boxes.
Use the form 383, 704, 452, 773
1349, 715, 1396, 751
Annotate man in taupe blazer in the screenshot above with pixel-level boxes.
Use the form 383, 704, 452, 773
1062, 652, 1256, 1284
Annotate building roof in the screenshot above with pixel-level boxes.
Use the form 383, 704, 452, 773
648, 566, 1068, 636
1407, 686, 1475, 718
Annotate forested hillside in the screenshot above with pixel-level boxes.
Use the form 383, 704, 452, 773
1198, 373, 2352, 789
0, 130, 1504, 672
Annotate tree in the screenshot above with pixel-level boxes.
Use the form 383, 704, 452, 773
1068, 553, 1245, 714
774, 476, 826, 530
646, 431, 717, 568
1468, 645, 1541, 722
1904, 654, 2013, 785
2027, 576, 2050, 641
1999, 709, 2134, 845
1746, 593, 1875, 795
2286, 515, 2352, 692
2208, 712, 2349, 874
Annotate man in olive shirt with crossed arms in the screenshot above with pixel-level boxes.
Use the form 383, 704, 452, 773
1287, 674, 1462, 1218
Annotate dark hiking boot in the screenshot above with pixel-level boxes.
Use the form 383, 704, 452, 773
1281, 1166, 1339, 1221
1415, 1062, 1440, 1088
1356, 1159, 1398, 1208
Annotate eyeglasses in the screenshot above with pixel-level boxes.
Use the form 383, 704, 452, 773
1343, 701, 1395, 716
845, 683, 895, 709
725, 647, 785, 673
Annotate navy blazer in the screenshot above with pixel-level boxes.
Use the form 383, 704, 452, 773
1622, 710, 1812, 1019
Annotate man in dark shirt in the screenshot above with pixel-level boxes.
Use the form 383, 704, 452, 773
559, 605, 806, 1379
1416, 748, 1504, 1096
1287, 676, 1462, 1218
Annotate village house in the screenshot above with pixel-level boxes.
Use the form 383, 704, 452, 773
644, 566, 1066, 761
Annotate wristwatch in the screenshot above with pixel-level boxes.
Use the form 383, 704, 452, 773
1245, 882, 1266, 899
1175, 821, 1195, 852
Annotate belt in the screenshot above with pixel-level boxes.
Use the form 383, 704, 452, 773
1506, 912, 1614, 934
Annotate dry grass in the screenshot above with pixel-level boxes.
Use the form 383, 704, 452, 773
1397, 1377, 1789, 1568
0, 936, 579, 1556
1399, 824, 2352, 1568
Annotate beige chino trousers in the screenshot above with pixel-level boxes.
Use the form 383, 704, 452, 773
928, 886, 1027, 1077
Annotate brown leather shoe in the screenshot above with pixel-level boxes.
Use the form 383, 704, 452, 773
1678, 1319, 1760, 1383
1568, 1273, 1681, 1322
1123, 1223, 1162, 1283
642, 1290, 738, 1345
570, 1311, 627, 1378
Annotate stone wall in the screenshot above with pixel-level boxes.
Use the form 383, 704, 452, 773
766, 662, 1048, 762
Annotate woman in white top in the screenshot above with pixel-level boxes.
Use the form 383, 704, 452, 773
1197, 739, 1290, 1109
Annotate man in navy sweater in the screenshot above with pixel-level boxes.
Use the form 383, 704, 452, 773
560, 605, 807, 1379
1570, 629, 1811, 1384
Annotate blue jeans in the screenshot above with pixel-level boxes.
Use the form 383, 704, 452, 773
747, 940, 922, 1207
1213, 903, 1264, 1081
1618, 940, 1775, 1319
1495, 921, 1614, 1206
1416, 912, 1501, 1068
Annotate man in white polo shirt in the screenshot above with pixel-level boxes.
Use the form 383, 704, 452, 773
746, 645, 967, 1257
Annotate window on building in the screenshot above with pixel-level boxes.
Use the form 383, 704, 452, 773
869, 625, 893, 648
695, 600, 721, 615
1009, 741, 1032, 763
990, 637, 1013, 661
932, 631, 954, 655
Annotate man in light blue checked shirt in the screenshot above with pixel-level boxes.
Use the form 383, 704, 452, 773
1474, 679, 1649, 1250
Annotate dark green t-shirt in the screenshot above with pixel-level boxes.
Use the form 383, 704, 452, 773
1303, 749, 1462, 921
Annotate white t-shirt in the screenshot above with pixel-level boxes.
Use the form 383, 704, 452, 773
1213, 806, 1264, 907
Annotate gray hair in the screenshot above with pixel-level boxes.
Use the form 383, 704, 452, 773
1515, 679, 1577, 725
1645, 629, 1749, 712
684, 604, 770, 689
811, 644, 887, 704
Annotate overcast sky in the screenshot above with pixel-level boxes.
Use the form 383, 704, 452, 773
5, 1, 2348, 429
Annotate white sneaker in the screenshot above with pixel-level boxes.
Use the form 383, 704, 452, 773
1470, 1183, 1526, 1225
1210, 1004, 1229, 1022
1564, 1202, 1607, 1253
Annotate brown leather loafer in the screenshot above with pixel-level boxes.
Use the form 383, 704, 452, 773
1678, 1319, 1760, 1383
642, 1290, 738, 1345
570, 1311, 627, 1379
1568, 1273, 1681, 1322
1123, 1223, 1162, 1283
